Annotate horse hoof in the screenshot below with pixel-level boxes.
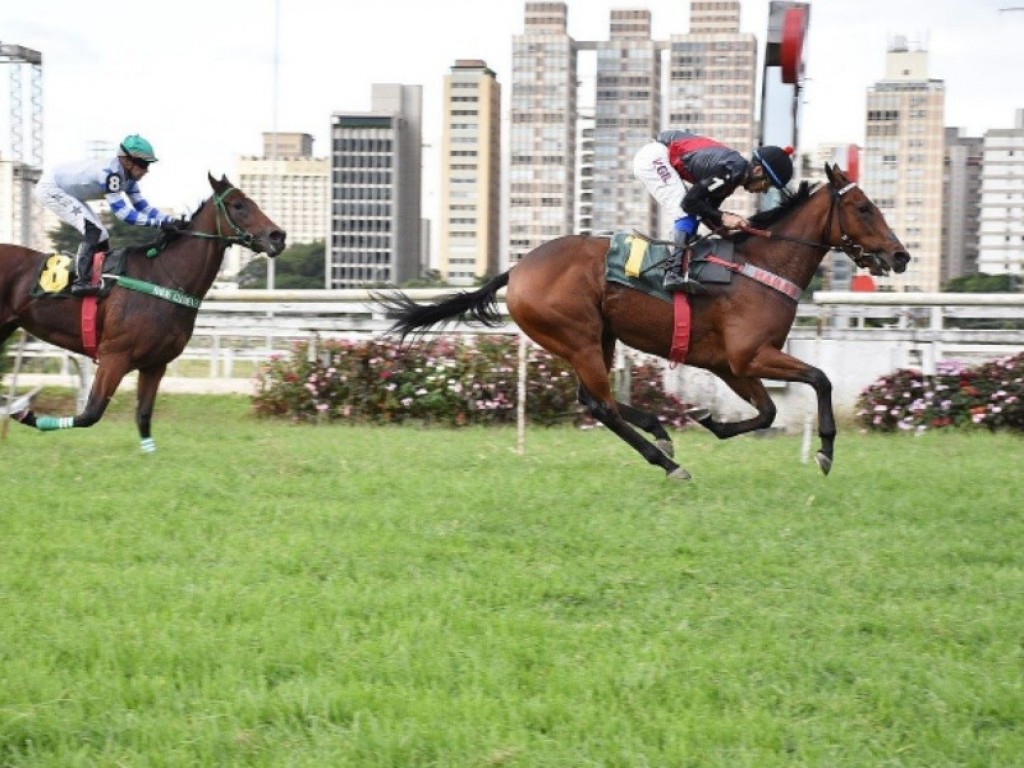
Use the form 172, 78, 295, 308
815, 452, 833, 476
667, 467, 692, 482
685, 407, 710, 423
656, 439, 674, 458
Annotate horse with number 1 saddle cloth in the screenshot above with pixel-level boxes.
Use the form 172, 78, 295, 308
604, 230, 790, 364
374, 166, 912, 482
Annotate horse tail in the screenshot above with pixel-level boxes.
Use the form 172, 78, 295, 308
375, 271, 511, 342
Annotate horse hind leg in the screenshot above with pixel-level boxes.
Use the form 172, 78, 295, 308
574, 366, 690, 481
615, 400, 675, 459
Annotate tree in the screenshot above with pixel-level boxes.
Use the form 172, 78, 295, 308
237, 241, 326, 289
943, 272, 1018, 293
48, 214, 165, 253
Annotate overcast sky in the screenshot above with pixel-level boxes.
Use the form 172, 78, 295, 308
1, 0, 1021, 216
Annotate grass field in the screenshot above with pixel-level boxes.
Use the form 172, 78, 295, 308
1, 394, 1022, 767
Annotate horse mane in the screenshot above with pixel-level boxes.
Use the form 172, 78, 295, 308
732, 181, 819, 243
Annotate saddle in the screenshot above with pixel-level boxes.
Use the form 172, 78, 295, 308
30, 249, 129, 299
604, 232, 738, 302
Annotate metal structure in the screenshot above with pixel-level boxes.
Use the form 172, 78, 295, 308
0, 43, 43, 166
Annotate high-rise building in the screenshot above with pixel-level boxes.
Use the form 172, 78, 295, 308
329, 84, 422, 288
0, 160, 46, 250
232, 132, 329, 283
977, 108, 1024, 279
509, 2, 577, 264
439, 60, 501, 286
942, 127, 983, 284
590, 9, 660, 235
667, 1, 758, 222
861, 38, 945, 292
509, 1, 759, 254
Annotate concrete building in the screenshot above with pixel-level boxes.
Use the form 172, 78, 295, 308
0, 159, 48, 251
509, 1, 759, 256
666, 0, 758, 222
509, 2, 578, 265
942, 127, 983, 284
977, 108, 1024, 279
861, 38, 945, 292
438, 60, 501, 286
232, 132, 329, 283
328, 84, 422, 288
589, 9, 661, 236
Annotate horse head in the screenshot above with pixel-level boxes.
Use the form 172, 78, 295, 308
204, 173, 287, 257
824, 163, 910, 276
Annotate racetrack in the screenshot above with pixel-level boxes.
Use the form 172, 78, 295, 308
2, 394, 1021, 766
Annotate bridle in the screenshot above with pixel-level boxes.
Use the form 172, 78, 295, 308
738, 180, 882, 272
181, 187, 260, 251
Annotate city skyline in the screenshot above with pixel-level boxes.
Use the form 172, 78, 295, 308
1, 0, 1020, 213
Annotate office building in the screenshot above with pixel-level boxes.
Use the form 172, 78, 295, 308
329, 84, 423, 288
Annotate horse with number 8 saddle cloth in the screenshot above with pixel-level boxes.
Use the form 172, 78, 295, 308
29, 249, 130, 300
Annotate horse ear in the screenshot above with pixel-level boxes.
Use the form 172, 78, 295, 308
207, 172, 217, 189
824, 163, 838, 186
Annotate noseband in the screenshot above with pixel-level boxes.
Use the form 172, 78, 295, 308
824, 181, 877, 271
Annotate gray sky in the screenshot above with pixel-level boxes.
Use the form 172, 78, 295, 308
1, 0, 1021, 214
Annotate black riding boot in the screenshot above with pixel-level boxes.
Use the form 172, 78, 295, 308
662, 231, 705, 294
70, 223, 102, 297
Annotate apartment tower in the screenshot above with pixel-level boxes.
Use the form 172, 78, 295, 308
667, 1, 758, 222
328, 84, 422, 288
589, 9, 661, 235
439, 60, 502, 286
509, 2, 577, 264
861, 39, 945, 292
977, 108, 1024, 278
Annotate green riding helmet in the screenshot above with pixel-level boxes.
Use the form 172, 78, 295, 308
119, 134, 158, 163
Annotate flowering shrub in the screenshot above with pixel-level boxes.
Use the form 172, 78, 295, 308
855, 352, 1024, 433
252, 335, 692, 428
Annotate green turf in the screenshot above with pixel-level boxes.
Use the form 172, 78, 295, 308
1, 395, 1021, 766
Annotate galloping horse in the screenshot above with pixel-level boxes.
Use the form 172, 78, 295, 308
0, 174, 286, 451
378, 165, 910, 481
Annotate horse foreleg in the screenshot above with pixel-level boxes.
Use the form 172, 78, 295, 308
135, 364, 166, 454
718, 349, 836, 475
14, 356, 129, 433
688, 374, 778, 439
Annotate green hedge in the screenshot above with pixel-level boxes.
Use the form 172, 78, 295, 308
252, 336, 691, 428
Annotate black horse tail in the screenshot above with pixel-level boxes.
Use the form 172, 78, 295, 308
374, 271, 511, 343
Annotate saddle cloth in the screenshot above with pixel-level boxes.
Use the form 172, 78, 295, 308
604, 232, 737, 303
29, 249, 129, 299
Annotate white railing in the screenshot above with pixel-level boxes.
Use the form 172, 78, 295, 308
5, 291, 1024, 427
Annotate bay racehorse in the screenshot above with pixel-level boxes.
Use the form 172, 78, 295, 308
377, 164, 909, 481
0, 174, 285, 451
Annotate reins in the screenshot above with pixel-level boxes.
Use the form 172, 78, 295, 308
736, 180, 875, 269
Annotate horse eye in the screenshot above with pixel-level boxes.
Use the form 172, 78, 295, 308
857, 204, 872, 215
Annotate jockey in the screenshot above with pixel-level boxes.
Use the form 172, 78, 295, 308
633, 131, 794, 293
33, 134, 183, 296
